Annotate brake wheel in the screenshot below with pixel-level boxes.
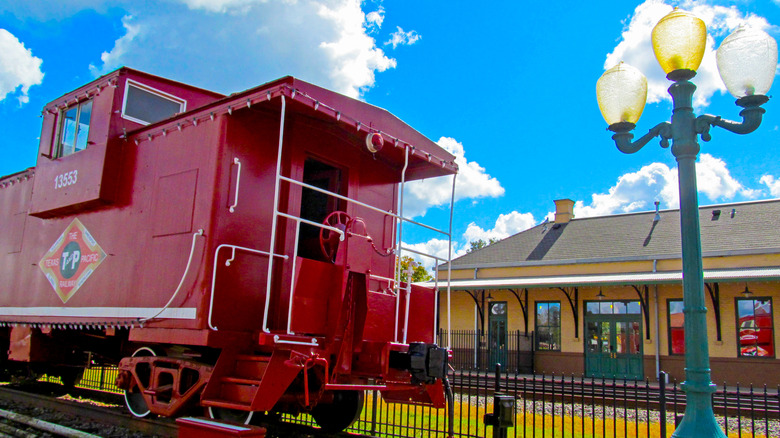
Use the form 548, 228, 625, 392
319, 211, 351, 262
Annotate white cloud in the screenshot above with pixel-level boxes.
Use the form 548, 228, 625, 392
89, 16, 140, 76
463, 211, 536, 243
604, 0, 773, 108
0, 29, 44, 105
695, 153, 745, 200
366, 8, 384, 31
573, 153, 754, 218
403, 238, 463, 273
404, 136, 505, 217
317, 0, 396, 97
386, 26, 420, 49
181, 0, 270, 13
760, 175, 780, 197
81, 1, 397, 99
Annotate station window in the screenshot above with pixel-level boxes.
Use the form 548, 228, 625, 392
57, 99, 93, 157
668, 299, 685, 355
736, 297, 774, 358
535, 301, 561, 351
122, 80, 186, 125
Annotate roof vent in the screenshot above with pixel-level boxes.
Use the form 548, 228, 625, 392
731, 208, 736, 218
712, 209, 721, 220
653, 201, 661, 222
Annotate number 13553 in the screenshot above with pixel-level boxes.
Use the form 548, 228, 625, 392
54, 170, 78, 189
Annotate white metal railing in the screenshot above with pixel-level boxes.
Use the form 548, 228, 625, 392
276, 212, 345, 336
208, 244, 288, 330
238, 92, 455, 348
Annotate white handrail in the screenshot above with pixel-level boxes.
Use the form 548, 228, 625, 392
282, 215, 345, 335
139, 229, 204, 324
402, 262, 414, 344
262, 96, 286, 334
278, 175, 449, 236
229, 157, 241, 213
208, 244, 288, 330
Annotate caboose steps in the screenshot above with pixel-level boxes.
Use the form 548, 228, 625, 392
201, 398, 252, 410
201, 352, 270, 409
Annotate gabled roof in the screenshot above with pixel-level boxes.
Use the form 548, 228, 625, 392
448, 198, 780, 270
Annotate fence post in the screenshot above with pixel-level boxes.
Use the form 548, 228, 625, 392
659, 371, 667, 437
370, 389, 378, 436
484, 363, 515, 438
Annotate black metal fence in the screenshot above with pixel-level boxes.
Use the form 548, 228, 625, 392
439, 329, 534, 374
43, 364, 780, 437
281, 369, 779, 438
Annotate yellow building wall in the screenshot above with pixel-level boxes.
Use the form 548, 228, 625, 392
440, 281, 779, 361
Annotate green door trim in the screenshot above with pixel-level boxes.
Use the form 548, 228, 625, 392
584, 300, 644, 380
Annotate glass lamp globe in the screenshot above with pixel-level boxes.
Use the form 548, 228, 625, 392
717, 26, 778, 98
651, 9, 707, 74
596, 63, 648, 126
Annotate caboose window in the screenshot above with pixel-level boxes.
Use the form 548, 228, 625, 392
122, 80, 186, 125
56, 99, 92, 157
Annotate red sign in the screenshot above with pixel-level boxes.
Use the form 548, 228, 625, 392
39, 218, 107, 303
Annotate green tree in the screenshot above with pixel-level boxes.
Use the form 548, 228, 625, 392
467, 237, 500, 253
398, 255, 433, 283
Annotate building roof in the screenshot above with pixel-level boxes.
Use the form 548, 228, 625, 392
447, 198, 780, 270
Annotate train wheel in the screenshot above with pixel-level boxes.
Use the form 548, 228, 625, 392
311, 390, 363, 433
208, 406, 254, 425
124, 347, 157, 418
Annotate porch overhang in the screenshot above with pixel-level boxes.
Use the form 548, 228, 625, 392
430, 266, 780, 291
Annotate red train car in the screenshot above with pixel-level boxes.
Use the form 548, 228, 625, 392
0, 68, 457, 430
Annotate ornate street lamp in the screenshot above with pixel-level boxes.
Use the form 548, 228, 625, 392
596, 8, 777, 438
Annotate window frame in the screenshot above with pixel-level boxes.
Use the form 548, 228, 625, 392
735, 296, 775, 359
55, 99, 93, 158
121, 79, 187, 126
667, 299, 685, 356
535, 300, 561, 352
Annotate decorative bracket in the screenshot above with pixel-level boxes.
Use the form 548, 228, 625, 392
508, 288, 529, 336
465, 289, 486, 332
704, 282, 722, 342
556, 287, 579, 338
608, 121, 672, 155
630, 285, 651, 340
696, 95, 769, 141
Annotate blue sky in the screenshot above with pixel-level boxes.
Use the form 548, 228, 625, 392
2, 0, 780, 268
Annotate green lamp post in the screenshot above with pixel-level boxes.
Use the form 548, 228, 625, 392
596, 8, 777, 438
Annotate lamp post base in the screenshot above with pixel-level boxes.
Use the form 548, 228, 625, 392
672, 381, 726, 438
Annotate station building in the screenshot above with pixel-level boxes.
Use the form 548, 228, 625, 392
439, 198, 780, 386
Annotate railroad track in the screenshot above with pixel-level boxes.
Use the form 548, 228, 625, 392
450, 372, 780, 417
0, 384, 369, 438
0, 407, 103, 438
0, 385, 177, 437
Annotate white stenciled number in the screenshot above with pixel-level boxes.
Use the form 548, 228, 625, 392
54, 170, 78, 189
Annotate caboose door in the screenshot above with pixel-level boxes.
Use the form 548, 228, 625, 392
488, 301, 508, 370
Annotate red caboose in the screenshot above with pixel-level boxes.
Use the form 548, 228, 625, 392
0, 68, 456, 430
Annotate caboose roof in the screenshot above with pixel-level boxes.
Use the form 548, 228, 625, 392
126, 75, 458, 181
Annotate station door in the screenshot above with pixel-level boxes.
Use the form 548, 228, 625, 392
488, 301, 508, 370
584, 300, 643, 380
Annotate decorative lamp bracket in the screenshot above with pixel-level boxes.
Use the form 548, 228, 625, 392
608, 121, 672, 155
696, 94, 769, 141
